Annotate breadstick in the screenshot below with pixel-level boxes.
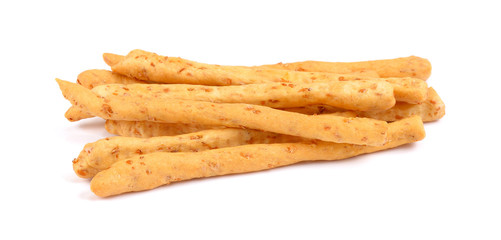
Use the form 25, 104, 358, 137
77, 69, 148, 89
284, 88, 445, 122
56, 79, 388, 146
65, 73, 423, 121
104, 50, 428, 104
105, 120, 223, 137
73, 128, 304, 178
382, 77, 428, 104
65, 106, 93, 122
91, 81, 395, 111
91, 87, 443, 134
103, 52, 380, 78
260, 56, 432, 80
358, 88, 445, 122
66, 69, 150, 121
90, 116, 425, 197
105, 111, 358, 138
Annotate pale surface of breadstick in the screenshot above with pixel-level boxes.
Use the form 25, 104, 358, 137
260, 56, 432, 80
105, 120, 223, 137
57, 79, 389, 145
91, 81, 395, 111
73, 128, 303, 178
90, 116, 425, 197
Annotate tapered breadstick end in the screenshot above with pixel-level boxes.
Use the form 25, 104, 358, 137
103, 53, 124, 67
91, 166, 135, 197
64, 106, 93, 122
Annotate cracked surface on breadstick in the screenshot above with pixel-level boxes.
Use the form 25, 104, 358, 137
92, 80, 395, 111
90, 116, 425, 197
73, 128, 303, 178
105, 50, 427, 104
56, 79, 388, 145
260, 56, 432, 80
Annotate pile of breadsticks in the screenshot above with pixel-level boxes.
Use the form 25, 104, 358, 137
57, 49, 445, 197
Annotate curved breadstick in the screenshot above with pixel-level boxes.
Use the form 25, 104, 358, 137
77, 69, 148, 89
260, 56, 432, 80
56, 79, 388, 146
73, 128, 304, 178
90, 116, 425, 197
103, 53, 380, 78
105, 111, 358, 138
91, 81, 395, 111
104, 50, 427, 104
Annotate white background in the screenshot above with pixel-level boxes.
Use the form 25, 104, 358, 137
1, 0, 500, 239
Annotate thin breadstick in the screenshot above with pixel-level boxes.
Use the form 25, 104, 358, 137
105, 120, 223, 137
357, 87, 445, 122
65, 70, 149, 121
90, 116, 425, 197
56, 79, 388, 146
286, 88, 445, 122
91, 80, 395, 111
105, 111, 358, 138
103, 53, 380, 78
260, 56, 432, 80
73, 128, 304, 178
104, 50, 427, 104
77, 69, 148, 89
65, 73, 422, 121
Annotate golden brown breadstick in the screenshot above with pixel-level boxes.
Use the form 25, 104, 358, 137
106, 111, 359, 138
260, 56, 432, 80
66, 70, 150, 121
77, 69, 148, 89
103, 87, 443, 137
103, 52, 380, 78
285, 88, 445, 122
73, 128, 304, 178
91, 80, 395, 111
57, 79, 388, 146
358, 88, 445, 122
90, 116, 425, 197
104, 50, 427, 104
